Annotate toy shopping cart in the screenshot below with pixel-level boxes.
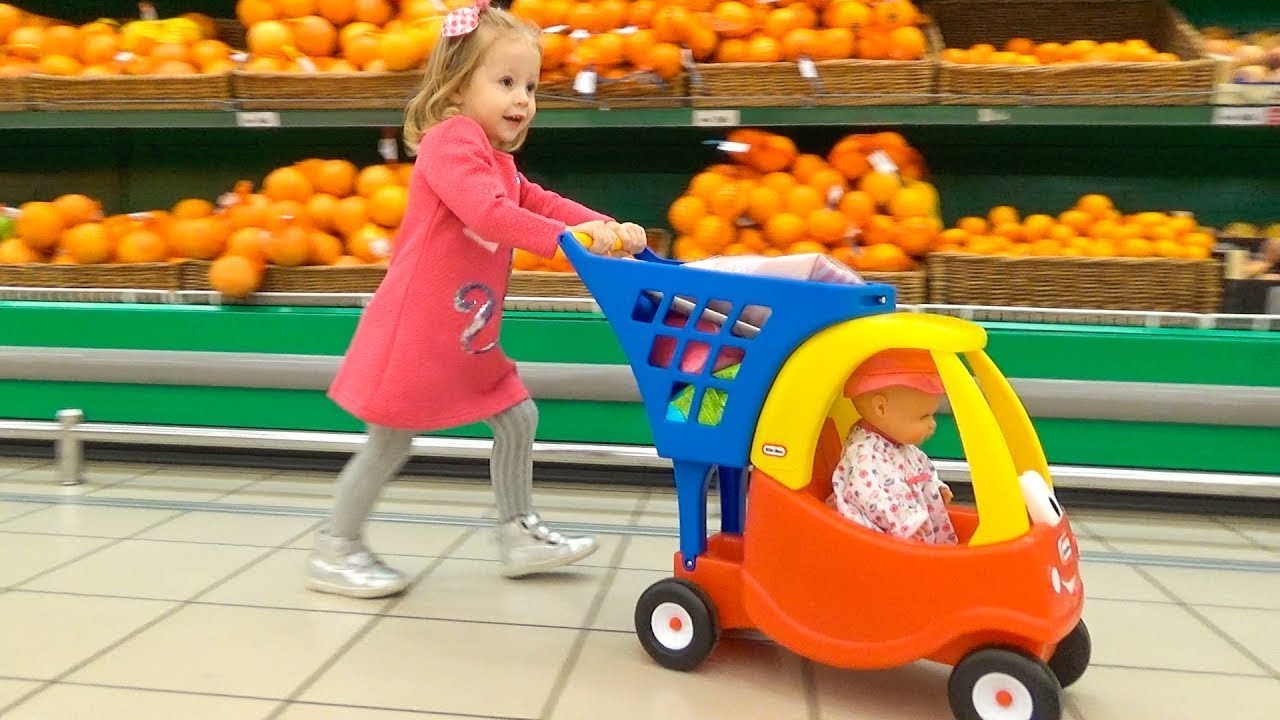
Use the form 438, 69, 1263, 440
561, 234, 1090, 720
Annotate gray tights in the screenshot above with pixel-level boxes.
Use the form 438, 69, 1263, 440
328, 399, 538, 540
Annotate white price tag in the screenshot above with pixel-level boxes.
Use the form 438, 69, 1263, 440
735, 216, 757, 227
378, 137, 400, 162
296, 57, 318, 73
573, 70, 598, 95
826, 185, 846, 206
977, 108, 1012, 123
542, 24, 569, 33
0, 205, 19, 219
236, 111, 282, 128
691, 109, 741, 127
1211, 106, 1267, 125
714, 140, 751, 153
569, 28, 590, 40
797, 56, 818, 79
680, 47, 695, 69
867, 150, 899, 175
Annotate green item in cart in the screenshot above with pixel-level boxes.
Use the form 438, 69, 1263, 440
667, 364, 741, 426
0, 216, 15, 241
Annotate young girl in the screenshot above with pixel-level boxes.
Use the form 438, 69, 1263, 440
310, 0, 648, 598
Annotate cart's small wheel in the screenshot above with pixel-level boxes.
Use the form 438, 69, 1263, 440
948, 648, 1062, 720
1048, 621, 1091, 689
634, 578, 719, 672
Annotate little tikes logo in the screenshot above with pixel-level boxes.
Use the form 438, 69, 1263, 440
761, 444, 787, 458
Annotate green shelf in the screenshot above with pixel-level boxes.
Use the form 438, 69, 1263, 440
0, 105, 1249, 131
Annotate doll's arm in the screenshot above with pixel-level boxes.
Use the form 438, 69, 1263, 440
519, 174, 613, 225
420, 123, 565, 258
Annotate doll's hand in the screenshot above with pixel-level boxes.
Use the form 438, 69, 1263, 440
568, 221, 620, 256
608, 221, 647, 256
941, 485, 954, 504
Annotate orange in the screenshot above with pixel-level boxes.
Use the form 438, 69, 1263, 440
823, 1, 871, 30
785, 185, 825, 217
52, 194, 102, 226
957, 216, 989, 235
263, 167, 315, 203
39, 24, 79, 58
762, 8, 801, 39
36, 54, 81, 76
791, 154, 828, 183
209, 255, 264, 298
627, 0, 658, 29
264, 225, 313, 267
1005, 37, 1035, 55
227, 227, 270, 264
692, 215, 734, 253
0, 237, 42, 264
688, 171, 729, 202
706, 182, 746, 220
644, 42, 683, 81
1119, 237, 1154, 257
860, 214, 898, 245
873, 0, 918, 29
668, 195, 707, 235
356, 163, 398, 198
937, 228, 969, 247
780, 27, 819, 61
888, 184, 933, 218
858, 171, 901, 206
807, 168, 847, 199
760, 172, 797, 195
332, 254, 366, 266
169, 217, 229, 260
1075, 193, 1114, 218
1058, 209, 1094, 234
248, 20, 294, 57
621, 29, 655, 68
0, 3, 21, 41
305, 192, 341, 231
745, 186, 783, 225
764, 212, 806, 247
651, 6, 691, 44
992, 221, 1026, 243
153, 60, 199, 76
61, 222, 112, 264
887, 26, 926, 61
838, 190, 876, 226
738, 227, 768, 252
332, 196, 369, 237
317, 0, 357, 25
715, 38, 749, 64
786, 240, 828, 256
367, 184, 408, 227
988, 205, 1020, 227
310, 159, 358, 197
116, 229, 168, 264
277, 0, 319, 19
1022, 213, 1056, 241
828, 138, 870, 180
17, 202, 66, 251
897, 216, 940, 256
712, 2, 755, 39
807, 208, 848, 245
380, 30, 424, 71
80, 32, 119, 66
292, 15, 339, 57
352, 0, 395, 25
859, 243, 913, 272
341, 29, 381, 67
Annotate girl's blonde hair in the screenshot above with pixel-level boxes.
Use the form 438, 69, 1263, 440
403, 6, 541, 155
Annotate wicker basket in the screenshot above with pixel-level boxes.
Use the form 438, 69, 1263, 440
0, 262, 182, 290
926, 253, 1223, 313
861, 270, 928, 305
213, 17, 247, 49
0, 74, 25, 112
539, 71, 687, 109
925, 0, 1215, 106
508, 270, 589, 298
232, 69, 423, 110
689, 27, 939, 108
25, 72, 234, 111
181, 260, 388, 293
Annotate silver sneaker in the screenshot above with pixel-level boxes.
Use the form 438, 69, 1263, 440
498, 513, 598, 578
306, 530, 408, 598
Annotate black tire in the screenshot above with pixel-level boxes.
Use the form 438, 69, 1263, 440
634, 578, 720, 672
948, 648, 1063, 720
1048, 621, 1092, 689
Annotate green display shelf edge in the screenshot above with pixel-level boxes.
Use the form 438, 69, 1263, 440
0, 105, 1238, 131
1, 301, 1278, 387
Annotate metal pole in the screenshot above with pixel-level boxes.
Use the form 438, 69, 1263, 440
55, 408, 84, 486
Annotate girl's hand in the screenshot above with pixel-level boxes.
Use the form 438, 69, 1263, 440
568, 221, 620, 256
940, 485, 954, 504
608, 221, 648, 256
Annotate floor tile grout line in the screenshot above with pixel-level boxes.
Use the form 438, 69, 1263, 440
263, 526, 483, 720
81, 464, 164, 495
1127, 563, 1280, 680
1208, 514, 1277, 555
537, 491, 648, 720
801, 659, 821, 720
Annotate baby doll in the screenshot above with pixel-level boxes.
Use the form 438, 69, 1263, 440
830, 348, 959, 545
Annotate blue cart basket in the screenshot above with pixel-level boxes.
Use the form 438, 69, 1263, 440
560, 234, 897, 567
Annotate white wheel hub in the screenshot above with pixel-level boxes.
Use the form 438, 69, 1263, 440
971, 671, 1034, 720
650, 601, 694, 651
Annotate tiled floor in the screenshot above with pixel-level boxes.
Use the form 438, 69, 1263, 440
0, 455, 1276, 720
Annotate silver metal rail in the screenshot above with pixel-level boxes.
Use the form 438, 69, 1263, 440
4, 415, 1276, 499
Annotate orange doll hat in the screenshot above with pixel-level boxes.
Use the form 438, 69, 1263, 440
845, 348, 945, 397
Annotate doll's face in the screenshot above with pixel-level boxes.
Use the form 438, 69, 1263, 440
853, 385, 942, 446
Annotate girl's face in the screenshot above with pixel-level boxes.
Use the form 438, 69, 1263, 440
451, 34, 540, 148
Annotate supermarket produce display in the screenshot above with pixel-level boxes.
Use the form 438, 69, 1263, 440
0, 0, 1276, 497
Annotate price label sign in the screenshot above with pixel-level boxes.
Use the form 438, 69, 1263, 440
1212, 106, 1268, 125
977, 108, 1012, 123
691, 109, 741, 127
235, 111, 282, 128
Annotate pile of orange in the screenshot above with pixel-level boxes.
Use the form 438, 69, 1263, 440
0, 4, 234, 77
665, 128, 939, 273
514, 0, 931, 86
937, 195, 1214, 259
0, 158, 411, 297
941, 37, 1179, 65
237, 0, 447, 73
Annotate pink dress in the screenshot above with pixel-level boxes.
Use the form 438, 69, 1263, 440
328, 115, 611, 431
829, 423, 959, 545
